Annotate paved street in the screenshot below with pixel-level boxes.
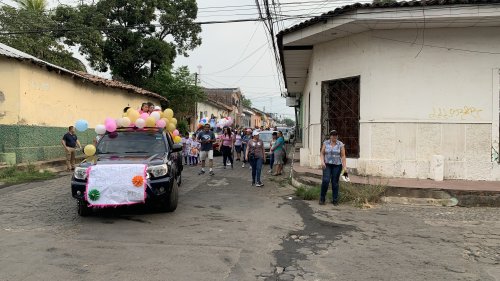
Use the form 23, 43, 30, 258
0, 159, 499, 281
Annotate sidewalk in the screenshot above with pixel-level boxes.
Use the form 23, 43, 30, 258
291, 161, 500, 207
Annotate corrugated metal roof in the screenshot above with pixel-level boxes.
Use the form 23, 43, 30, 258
0, 42, 167, 102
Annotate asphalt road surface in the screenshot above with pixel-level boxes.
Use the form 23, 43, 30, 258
0, 160, 499, 281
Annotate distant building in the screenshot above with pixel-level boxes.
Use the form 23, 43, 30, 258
203, 88, 242, 127
193, 97, 232, 131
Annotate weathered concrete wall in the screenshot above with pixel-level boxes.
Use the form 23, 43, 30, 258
0, 58, 21, 125
298, 26, 500, 180
0, 124, 95, 163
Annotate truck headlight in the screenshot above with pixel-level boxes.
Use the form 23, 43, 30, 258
147, 164, 168, 178
74, 167, 88, 180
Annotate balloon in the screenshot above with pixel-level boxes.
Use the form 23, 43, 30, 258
173, 129, 179, 136
105, 120, 117, 132
167, 123, 176, 132
84, 144, 96, 156
174, 136, 182, 143
127, 109, 140, 122
95, 124, 106, 135
135, 118, 146, 129
164, 108, 174, 119
75, 119, 88, 132
210, 119, 216, 128
171, 118, 177, 126
150, 111, 161, 121
197, 124, 203, 129
156, 119, 166, 128
145, 116, 156, 127
121, 117, 131, 127
140, 113, 149, 120
227, 116, 232, 120
160, 118, 169, 126
105, 117, 114, 125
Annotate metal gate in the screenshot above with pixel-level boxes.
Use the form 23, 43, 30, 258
321, 76, 360, 158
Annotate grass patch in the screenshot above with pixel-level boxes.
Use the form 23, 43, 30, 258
0, 165, 56, 185
295, 182, 388, 207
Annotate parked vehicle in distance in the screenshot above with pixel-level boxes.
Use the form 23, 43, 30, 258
71, 128, 183, 216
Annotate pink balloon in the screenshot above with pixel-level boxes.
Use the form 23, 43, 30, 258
173, 129, 179, 136
156, 119, 166, 128
140, 113, 149, 120
105, 117, 114, 124
105, 121, 117, 132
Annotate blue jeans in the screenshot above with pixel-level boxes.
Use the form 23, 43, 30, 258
242, 144, 247, 163
250, 157, 263, 184
320, 164, 342, 203
269, 153, 275, 170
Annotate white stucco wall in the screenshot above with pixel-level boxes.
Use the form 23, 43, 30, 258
299, 26, 500, 180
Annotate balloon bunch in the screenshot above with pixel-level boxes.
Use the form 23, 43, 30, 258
216, 117, 233, 129
74, 107, 183, 157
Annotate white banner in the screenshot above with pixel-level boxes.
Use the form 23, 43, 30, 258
86, 164, 147, 207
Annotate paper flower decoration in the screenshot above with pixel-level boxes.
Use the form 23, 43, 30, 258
88, 189, 100, 201
132, 175, 144, 187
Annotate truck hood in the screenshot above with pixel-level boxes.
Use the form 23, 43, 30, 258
79, 154, 166, 168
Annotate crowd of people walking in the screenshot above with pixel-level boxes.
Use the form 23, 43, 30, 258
181, 125, 289, 187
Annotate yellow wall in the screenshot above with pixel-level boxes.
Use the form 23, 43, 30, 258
0, 58, 21, 125
5, 60, 163, 127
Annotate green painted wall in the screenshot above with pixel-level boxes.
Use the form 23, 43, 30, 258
0, 125, 96, 163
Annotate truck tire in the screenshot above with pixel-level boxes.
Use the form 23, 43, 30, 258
163, 181, 178, 212
77, 199, 92, 217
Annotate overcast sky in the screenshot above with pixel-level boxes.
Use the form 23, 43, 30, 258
4, 0, 358, 120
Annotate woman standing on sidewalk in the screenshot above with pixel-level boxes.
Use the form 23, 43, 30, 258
319, 130, 347, 205
220, 127, 234, 169
271, 131, 286, 176
268, 132, 278, 174
246, 131, 265, 187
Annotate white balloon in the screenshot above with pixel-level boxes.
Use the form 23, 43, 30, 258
135, 118, 146, 129
150, 111, 161, 121
95, 124, 106, 135
121, 117, 131, 127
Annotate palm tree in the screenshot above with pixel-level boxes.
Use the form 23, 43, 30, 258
13, 0, 47, 13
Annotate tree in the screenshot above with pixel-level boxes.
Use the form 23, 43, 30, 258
147, 65, 204, 119
283, 118, 295, 127
0, 7, 86, 72
241, 95, 252, 108
52, 0, 202, 87
14, 0, 47, 13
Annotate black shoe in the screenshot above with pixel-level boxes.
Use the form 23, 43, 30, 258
223, 166, 226, 169
198, 170, 205, 175
319, 200, 326, 205
332, 201, 339, 206
209, 171, 215, 176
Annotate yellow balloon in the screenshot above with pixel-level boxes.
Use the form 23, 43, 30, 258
159, 111, 164, 118
127, 109, 140, 123
84, 144, 96, 156
145, 116, 156, 127
122, 113, 127, 117
174, 136, 182, 143
170, 118, 177, 126
161, 118, 169, 125
167, 123, 176, 132
164, 108, 174, 119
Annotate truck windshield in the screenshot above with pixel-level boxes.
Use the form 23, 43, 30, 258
97, 131, 167, 155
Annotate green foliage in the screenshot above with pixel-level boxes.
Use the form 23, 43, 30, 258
295, 182, 387, 207
372, 0, 397, 4
283, 118, 295, 127
242, 95, 252, 108
176, 120, 189, 136
0, 164, 56, 184
13, 0, 47, 12
0, 7, 86, 72
147, 65, 204, 118
52, 0, 202, 87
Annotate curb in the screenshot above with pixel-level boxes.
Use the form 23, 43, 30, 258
291, 169, 500, 207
